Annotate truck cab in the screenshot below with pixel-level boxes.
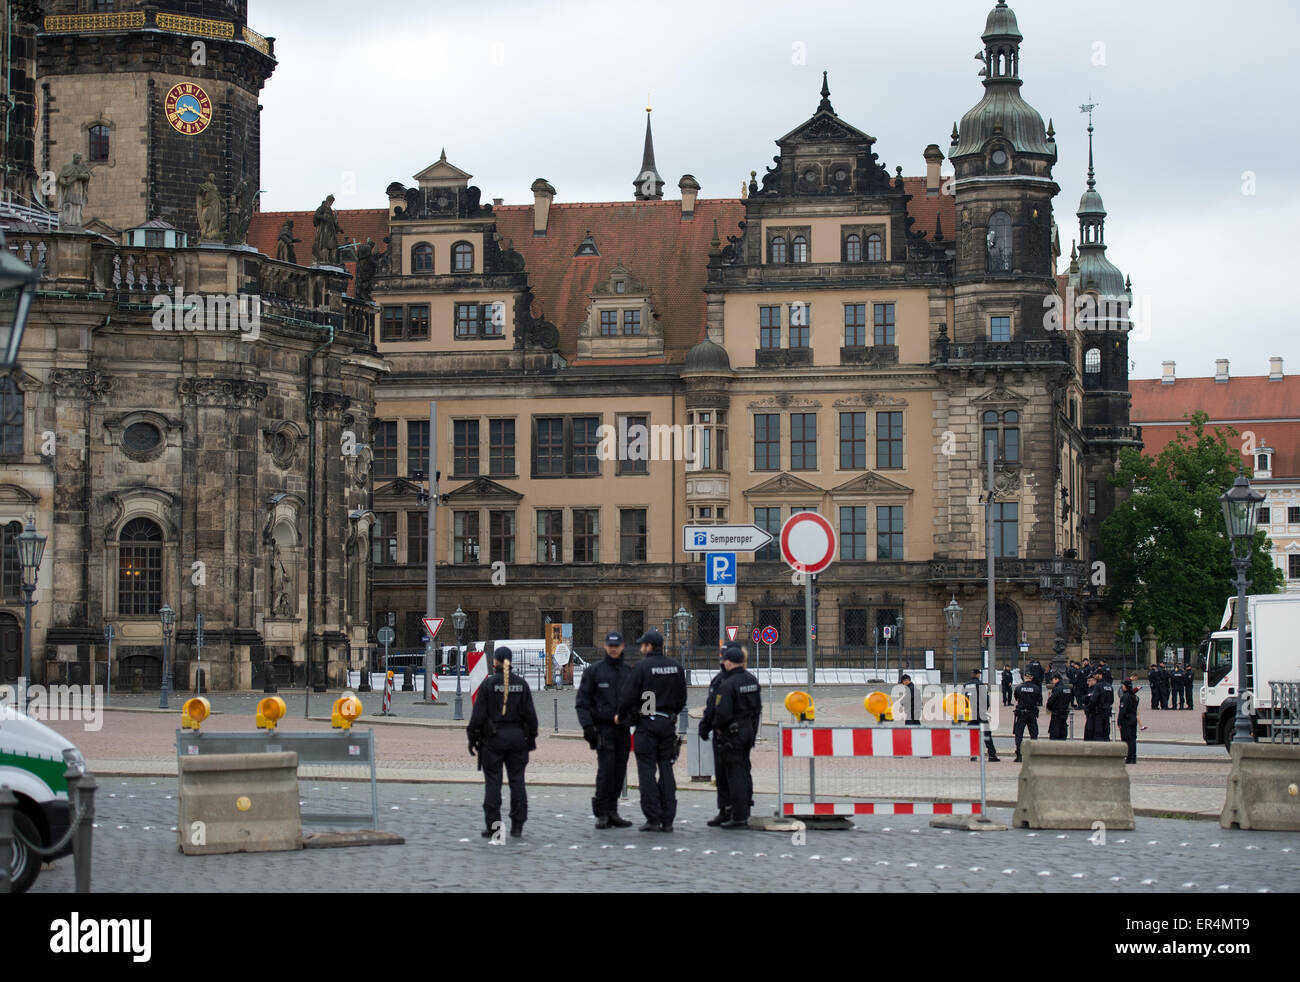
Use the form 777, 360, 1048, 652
1201, 593, 1300, 748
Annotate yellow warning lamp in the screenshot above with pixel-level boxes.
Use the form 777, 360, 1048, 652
864, 691, 893, 722
332, 694, 363, 730
181, 696, 210, 731
784, 690, 815, 723
256, 695, 287, 730
942, 692, 971, 723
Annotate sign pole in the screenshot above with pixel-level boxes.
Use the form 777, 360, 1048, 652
805, 573, 814, 686
195, 613, 204, 696
103, 624, 114, 707
426, 400, 438, 701
766, 639, 774, 722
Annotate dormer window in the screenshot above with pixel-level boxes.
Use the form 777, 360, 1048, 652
622, 310, 641, 336
600, 310, 618, 336
615, 280, 626, 294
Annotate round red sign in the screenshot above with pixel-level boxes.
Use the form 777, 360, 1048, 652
779, 511, 836, 575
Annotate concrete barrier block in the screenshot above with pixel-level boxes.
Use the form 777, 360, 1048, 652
1220, 742, 1300, 831
178, 751, 303, 856
1012, 741, 1135, 830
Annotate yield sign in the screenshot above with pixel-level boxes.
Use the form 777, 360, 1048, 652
982, 621, 994, 639
422, 616, 445, 640
726, 626, 739, 641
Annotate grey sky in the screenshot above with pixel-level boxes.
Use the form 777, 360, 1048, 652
252, 0, 1298, 382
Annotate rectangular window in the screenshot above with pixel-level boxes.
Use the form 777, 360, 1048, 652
621, 610, 644, 644
873, 303, 895, 346
983, 423, 1000, 462
1258, 508, 1270, 525
380, 306, 404, 342
877, 609, 902, 648
572, 416, 600, 476
843, 609, 869, 647
489, 511, 515, 564
757, 608, 781, 639
406, 305, 430, 340
839, 412, 866, 470
1088, 481, 1097, 516
790, 413, 817, 470
0, 523, 21, 600
407, 510, 428, 564
534, 417, 566, 476
372, 512, 397, 565
452, 419, 480, 477
696, 608, 720, 646
0, 379, 21, 456
540, 610, 563, 636
573, 509, 600, 563
876, 411, 903, 469
840, 506, 867, 560
1004, 424, 1021, 463
755, 507, 781, 561
454, 302, 504, 339
790, 608, 806, 647
536, 510, 562, 564
759, 306, 781, 349
453, 511, 480, 564
789, 315, 809, 350
1289, 507, 1300, 524
845, 304, 866, 347
994, 502, 1019, 558
990, 316, 1011, 343
489, 419, 516, 475
600, 309, 618, 336
571, 611, 595, 649
488, 610, 510, 641
620, 508, 647, 563
372, 421, 397, 479
618, 415, 649, 476
407, 420, 429, 477
622, 309, 642, 336
876, 505, 903, 560
1290, 555, 1300, 579
532, 416, 601, 477
754, 414, 780, 471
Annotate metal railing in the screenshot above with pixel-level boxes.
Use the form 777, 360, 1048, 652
1267, 681, 1300, 745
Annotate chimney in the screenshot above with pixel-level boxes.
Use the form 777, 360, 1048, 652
678, 175, 700, 220
492, 197, 503, 208
923, 144, 944, 197
1269, 356, 1284, 381
1215, 358, 1230, 383
530, 178, 555, 237
386, 182, 408, 220
1161, 361, 1176, 384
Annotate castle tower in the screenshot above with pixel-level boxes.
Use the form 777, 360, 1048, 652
35, 1, 276, 236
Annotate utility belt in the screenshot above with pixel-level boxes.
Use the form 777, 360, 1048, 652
639, 711, 675, 722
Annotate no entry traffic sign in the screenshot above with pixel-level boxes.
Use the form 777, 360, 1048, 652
780, 512, 836, 575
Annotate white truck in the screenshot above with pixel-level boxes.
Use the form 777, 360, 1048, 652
1200, 593, 1300, 748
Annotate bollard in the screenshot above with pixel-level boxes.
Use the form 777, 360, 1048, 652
553, 696, 558, 734
0, 785, 14, 894
402, 666, 414, 692
262, 659, 278, 694
132, 668, 144, 693
73, 773, 96, 893
1068, 711, 1074, 740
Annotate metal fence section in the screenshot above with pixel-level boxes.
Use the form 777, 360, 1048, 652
778, 723, 987, 818
1267, 681, 1300, 744
176, 729, 379, 829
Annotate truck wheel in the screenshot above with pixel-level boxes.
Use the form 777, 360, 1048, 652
5, 812, 41, 894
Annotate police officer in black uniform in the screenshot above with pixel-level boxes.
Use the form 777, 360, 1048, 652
1046, 671, 1072, 740
1096, 671, 1114, 740
617, 629, 686, 832
467, 646, 539, 838
1027, 659, 1045, 688
1117, 677, 1139, 763
1000, 665, 1014, 706
1097, 660, 1113, 685
1012, 673, 1041, 762
575, 630, 633, 829
965, 669, 1001, 761
899, 673, 920, 725
1146, 663, 1161, 710
711, 645, 762, 828
1083, 674, 1102, 740
701, 643, 738, 826
1157, 661, 1171, 710
1182, 663, 1195, 710
1077, 659, 1092, 707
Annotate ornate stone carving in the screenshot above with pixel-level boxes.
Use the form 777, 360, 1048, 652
51, 369, 114, 403
308, 391, 350, 420
747, 393, 822, 410
262, 421, 305, 469
177, 377, 268, 408
832, 392, 908, 408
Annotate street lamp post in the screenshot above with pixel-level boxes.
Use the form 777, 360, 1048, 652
1220, 474, 1265, 745
1131, 630, 1140, 678
451, 605, 468, 721
674, 606, 692, 736
16, 514, 46, 710
158, 604, 175, 710
1038, 558, 1079, 675
944, 596, 963, 687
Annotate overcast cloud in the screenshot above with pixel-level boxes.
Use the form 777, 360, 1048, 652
251, 0, 1298, 383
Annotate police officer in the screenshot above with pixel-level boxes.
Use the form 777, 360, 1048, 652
574, 631, 633, 829
711, 645, 762, 828
1012, 673, 1040, 761
1182, 663, 1195, 710
1082, 674, 1102, 740
1027, 659, 1045, 688
701, 642, 738, 826
899, 673, 920, 725
617, 629, 686, 832
1157, 661, 1171, 710
467, 647, 539, 839
1146, 663, 1161, 710
1096, 671, 1114, 740
1117, 677, 1139, 763
1046, 671, 1072, 740
1000, 665, 1013, 706
1097, 660, 1113, 685
965, 669, 1001, 761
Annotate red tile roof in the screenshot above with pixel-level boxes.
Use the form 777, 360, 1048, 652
494, 199, 745, 360
247, 208, 390, 290
900, 177, 956, 244
1131, 374, 1300, 479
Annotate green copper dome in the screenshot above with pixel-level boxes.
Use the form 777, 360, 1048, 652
983, 1, 1021, 40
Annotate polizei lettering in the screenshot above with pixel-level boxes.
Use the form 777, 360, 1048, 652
649, 666, 680, 675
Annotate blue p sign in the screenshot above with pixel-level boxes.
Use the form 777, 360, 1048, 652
706, 552, 736, 586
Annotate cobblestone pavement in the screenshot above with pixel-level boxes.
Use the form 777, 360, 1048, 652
29, 778, 1300, 894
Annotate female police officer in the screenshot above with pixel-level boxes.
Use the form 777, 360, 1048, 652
467, 646, 539, 839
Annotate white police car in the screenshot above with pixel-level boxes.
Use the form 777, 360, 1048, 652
0, 701, 84, 892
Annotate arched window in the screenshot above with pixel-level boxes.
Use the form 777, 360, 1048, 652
0, 375, 22, 455
844, 233, 861, 262
865, 233, 883, 261
1, 521, 21, 601
1084, 347, 1102, 374
790, 235, 808, 263
987, 211, 1012, 272
451, 241, 473, 272
769, 236, 787, 264
118, 518, 163, 616
411, 243, 433, 273
88, 124, 110, 163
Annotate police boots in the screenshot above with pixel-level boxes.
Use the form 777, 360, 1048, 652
707, 807, 732, 827
607, 813, 632, 828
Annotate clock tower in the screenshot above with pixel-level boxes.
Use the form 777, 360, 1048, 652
35, 0, 275, 236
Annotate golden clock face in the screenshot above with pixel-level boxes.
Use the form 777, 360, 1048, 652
164, 82, 213, 136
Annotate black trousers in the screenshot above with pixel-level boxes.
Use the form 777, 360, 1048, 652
711, 735, 730, 811
1158, 684, 1170, 710
1048, 713, 1068, 740
718, 725, 755, 821
1172, 683, 1185, 709
1120, 719, 1137, 761
592, 723, 631, 817
1001, 683, 1013, 706
1184, 683, 1194, 709
1083, 712, 1098, 740
1149, 687, 1159, 710
1013, 713, 1038, 755
480, 725, 528, 829
633, 715, 678, 825
1099, 713, 1112, 740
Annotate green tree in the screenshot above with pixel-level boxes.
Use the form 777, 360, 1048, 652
1100, 411, 1282, 648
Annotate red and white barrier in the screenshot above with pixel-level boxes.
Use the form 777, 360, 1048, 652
779, 725, 985, 819
379, 671, 394, 716
429, 673, 439, 703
